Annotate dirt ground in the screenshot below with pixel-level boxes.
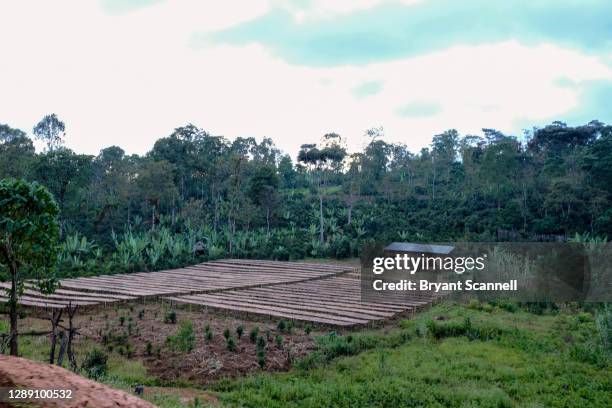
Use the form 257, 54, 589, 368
19, 300, 329, 385
0, 355, 154, 408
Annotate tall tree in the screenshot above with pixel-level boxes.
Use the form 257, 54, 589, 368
0, 179, 60, 355
0, 124, 35, 179
298, 134, 346, 243
248, 165, 280, 233
33, 114, 65, 152
136, 160, 178, 230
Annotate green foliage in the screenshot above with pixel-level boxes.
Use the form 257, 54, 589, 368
223, 328, 231, 340
249, 327, 260, 343
215, 303, 611, 407
236, 325, 244, 339
166, 320, 196, 353
275, 334, 283, 348
81, 348, 108, 379
0, 178, 60, 288
226, 336, 237, 352
164, 310, 177, 324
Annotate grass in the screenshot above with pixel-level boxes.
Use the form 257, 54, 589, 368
6, 301, 611, 407
212, 302, 611, 407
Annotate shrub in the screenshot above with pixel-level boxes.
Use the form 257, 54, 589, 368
227, 336, 237, 352
119, 316, 125, 326
304, 325, 312, 335
277, 320, 286, 333
164, 310, 177, 324
167, 320, 196, 352
249, 327, 260, 343
256, 336, 266, 351
257, 350, 266, 368
275, 334, 283, 348
223, 328, 231, 340
82, 348, 108, 379
205, 329, 213, 343
138, 309, 145, 319
236, 325, 244, 339
145, 341, 153, 356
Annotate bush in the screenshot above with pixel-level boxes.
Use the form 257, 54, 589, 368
256, 336, 266, 351
236, 325, 244, 339
138, 309, 145, 319
304, 325, 312, 335
275, 334, 283, 348
257, 350, 266, 368
227, 336, 237, 352
249, 327, 260, 343
167, 320, 196, 352
82, 348, 108, 379
145, 341, 153, 356
223, 328, 231, 340
277, 320, 286, 333
164, 310, 177, 324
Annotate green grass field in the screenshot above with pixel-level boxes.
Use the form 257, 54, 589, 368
5, 301, 610, 407
212, 302, 611, 408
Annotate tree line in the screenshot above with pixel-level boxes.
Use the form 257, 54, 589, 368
1, 115, 611, 269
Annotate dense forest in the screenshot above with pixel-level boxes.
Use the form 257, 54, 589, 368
1, 116, 611, 276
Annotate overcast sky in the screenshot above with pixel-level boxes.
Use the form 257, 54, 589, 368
1, 0, 611, 157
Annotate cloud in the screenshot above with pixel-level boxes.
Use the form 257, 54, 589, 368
0, 1, 611, 160
396, 101, 441, 117
352, 80, 384, 98
204, 0, 612, 66
100, 0, 166, 15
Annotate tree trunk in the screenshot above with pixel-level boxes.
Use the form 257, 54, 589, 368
9, 256, 18, 356
56, 331, 67, 366
319, 193, 324, 243
49, 309, 63, 364
67, 304, 78, 371
9, 273, 18, 356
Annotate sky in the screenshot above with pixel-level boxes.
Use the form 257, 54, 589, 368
1, 0, 611, 157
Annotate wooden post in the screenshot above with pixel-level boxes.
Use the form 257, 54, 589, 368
67, 302, 78, 371
49, 309, 63, 364
56, 331, 67, 366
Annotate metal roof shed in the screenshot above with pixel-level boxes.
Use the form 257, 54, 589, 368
384, 242, 455, 255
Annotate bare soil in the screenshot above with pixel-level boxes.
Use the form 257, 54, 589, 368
20, 301, 327, 385
0, 355, 154, 408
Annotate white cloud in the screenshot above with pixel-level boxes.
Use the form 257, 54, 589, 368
0, 2, 610, 159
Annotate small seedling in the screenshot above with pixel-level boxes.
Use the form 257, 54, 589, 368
226, 336, 236, 351
249, 327, 260, 343
164, 310, 177, 324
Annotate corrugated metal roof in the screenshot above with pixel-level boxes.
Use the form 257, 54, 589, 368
384, 242, 455, 255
